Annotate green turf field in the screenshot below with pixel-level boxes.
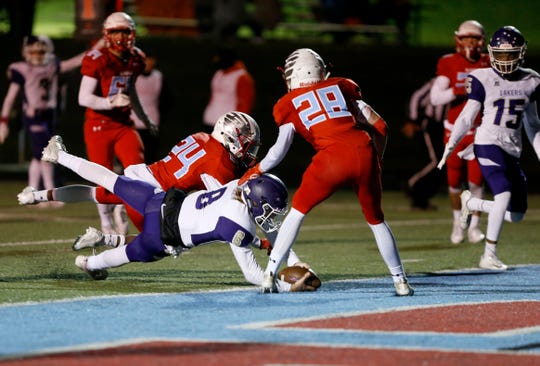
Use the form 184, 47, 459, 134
1, 180, 539, 304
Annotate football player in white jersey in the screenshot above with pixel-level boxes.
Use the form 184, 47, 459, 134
0, 35, 102, 198
438, 26, 540, 270
39, 135, 315, 292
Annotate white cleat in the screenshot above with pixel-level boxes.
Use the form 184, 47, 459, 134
41, 135, 66, 163
450, 224, 464, 244
73, 227, 105, 251
261, 273, 277, 293
479, 253, 508, 271
394, 278, 414, 296
17, 186, 37, 205
459, 190, 472, 230
467, 227, 485, 243
75, 255, 109, 280
113, 204, 129, 235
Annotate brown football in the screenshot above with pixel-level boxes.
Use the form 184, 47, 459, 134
277, 266, 321, 289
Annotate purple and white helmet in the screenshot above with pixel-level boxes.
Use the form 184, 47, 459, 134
488, 26, 527, 74
242, 174, 288, 232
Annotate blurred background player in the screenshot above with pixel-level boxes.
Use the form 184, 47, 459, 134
430, 20, 489, 244
78, 12, 156, 235
18, 111, 261, 234
401, 78, 446, 211
239, 48, 413, 296
130, 49, 173, 163
202, 46, 255, 133
0, 35, 101, 205
438, 26, 540, 270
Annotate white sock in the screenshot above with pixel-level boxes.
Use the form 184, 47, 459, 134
266, 208, 305, 277
484, 243, 497, 257
369, 221, 406, 280
87, 246, 129, 270
486, 192, 510, 243
57, 151, 118, 192
103, 234, 126, 247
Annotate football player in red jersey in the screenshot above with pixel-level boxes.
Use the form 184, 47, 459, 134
17, 111, 261, 233
38, 134, 313, 291
77, 12, 156, 235
239, 48, 413, 296
430, 20, 490, 245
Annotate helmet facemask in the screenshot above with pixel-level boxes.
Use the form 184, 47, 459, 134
454, 20, 485, 62
488, 47, 525, 74
211, 112, 261, 169
242, 174, 288, 233
103, 12, 136, 55
488, 26, 527, 75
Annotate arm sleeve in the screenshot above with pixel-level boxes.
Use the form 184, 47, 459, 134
523, 102, 540, 160
228, 243, 292, 292
258, 123, 295, 172
447, 99, 482, 147
1, 83, 20, 119
78, 75, 111, 110
430, 75, 455, 106
263, 230, 302, 267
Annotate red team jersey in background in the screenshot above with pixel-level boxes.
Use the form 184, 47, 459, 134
148, 132, 240, 191
435, 52, 490, 142
80, 47, 147, 223
434, 52, 489, 188
273, 77, 384, 223
96, 132, 240, 231
81, 47, 145, 126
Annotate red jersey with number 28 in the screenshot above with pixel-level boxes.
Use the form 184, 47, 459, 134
80, 47, 145, 125
273, 77, 371, 150
148, 132, 239, 191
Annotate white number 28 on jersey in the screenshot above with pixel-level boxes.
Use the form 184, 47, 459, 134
292, 85, 352, 129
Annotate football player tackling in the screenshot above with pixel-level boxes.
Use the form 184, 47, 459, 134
39, 135, 315, 292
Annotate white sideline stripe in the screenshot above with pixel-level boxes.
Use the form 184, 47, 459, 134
0, 239, 72, 247
2, 213, 539, 246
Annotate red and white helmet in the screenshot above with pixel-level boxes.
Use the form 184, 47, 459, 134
211, 111, 261, 169
22, 35, 54, 66
103, 12, 136, 52
281, 48, 329, 91
454, 20, 485, 62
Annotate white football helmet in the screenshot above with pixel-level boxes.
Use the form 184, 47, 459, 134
454, 20, 485, 62
22, 35, 54, 66
282, 48, 329, 91
211, 111, 261, 168
103, 12, 136, 52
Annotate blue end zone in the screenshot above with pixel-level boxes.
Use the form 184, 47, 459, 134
1, 265, 539, 357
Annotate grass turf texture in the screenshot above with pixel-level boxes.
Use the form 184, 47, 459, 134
1, 180, 539, 304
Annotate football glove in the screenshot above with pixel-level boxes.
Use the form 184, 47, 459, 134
437, 143, 455, 170
238, 163, 262, 185
108, 91, 130, 108
259, 238, 272, 256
